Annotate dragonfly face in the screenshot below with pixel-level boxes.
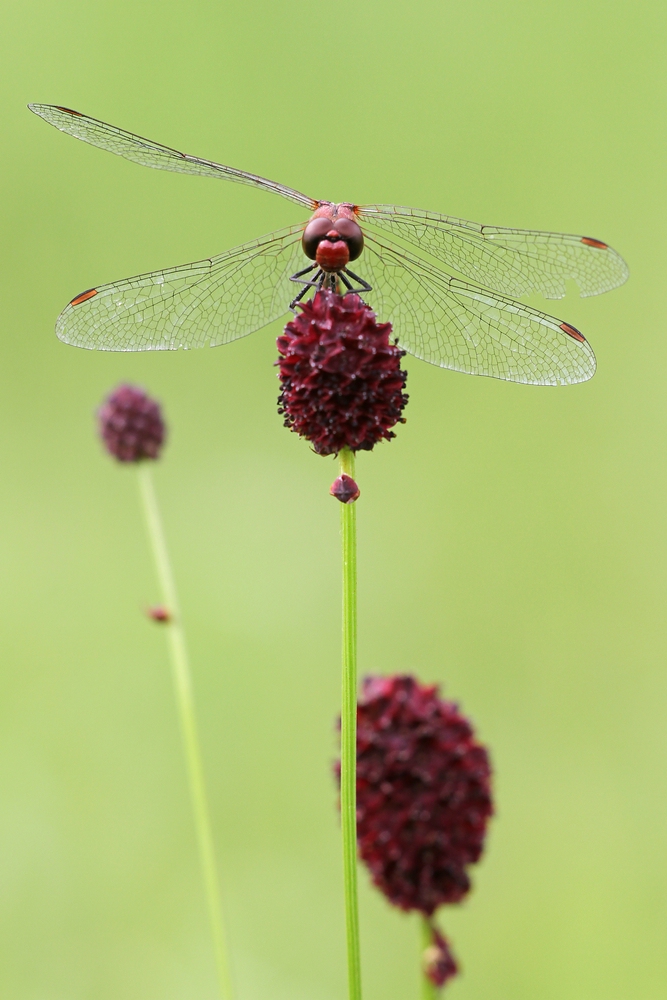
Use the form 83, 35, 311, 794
28, 103, 628, 385
302, 203, 365, 273
294, 202, 370, 303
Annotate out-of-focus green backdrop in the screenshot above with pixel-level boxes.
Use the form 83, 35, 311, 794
1, 1, 665, 997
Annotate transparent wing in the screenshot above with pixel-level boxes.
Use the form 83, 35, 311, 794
56, 226, 306, 351
360, 232, 596, 385
29, 104, 316, 210
358, 204, 628, 300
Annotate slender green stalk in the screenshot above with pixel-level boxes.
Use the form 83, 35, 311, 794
339, 447, 362, 1000
137, 463, 233, 1000
420, 916, 437, 1000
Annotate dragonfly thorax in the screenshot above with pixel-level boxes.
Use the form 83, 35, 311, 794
302, 203, 364, 273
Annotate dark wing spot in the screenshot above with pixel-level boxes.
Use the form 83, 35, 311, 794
560, 321, 586, 343
581, 237, 608, 249
70, 288, 97, 306
55, 106, 84, 116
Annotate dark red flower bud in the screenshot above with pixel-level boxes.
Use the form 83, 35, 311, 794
146, 605, 171, 623
423, 924, 458, 989
330, 474, 360, 504
276, 291, 408, 456
98, 384, 166, 462
336, 674, 493, 915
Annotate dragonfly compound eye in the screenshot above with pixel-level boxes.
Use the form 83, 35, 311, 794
302, 217, 335, 259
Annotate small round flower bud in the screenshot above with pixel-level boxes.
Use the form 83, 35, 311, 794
330, 474, 360, 504
276, 291, 408, 456
98, 384, 166, 462
423, 925, 458, 989
146, 605, 171, 623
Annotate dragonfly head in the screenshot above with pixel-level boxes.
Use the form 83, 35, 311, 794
302, 203, 364, 272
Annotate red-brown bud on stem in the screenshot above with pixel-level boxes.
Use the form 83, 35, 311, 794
146, 605, 171, 623
423, 924, 458, 989
330, 474, 360, 503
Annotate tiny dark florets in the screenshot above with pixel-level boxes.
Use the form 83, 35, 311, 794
423, 925, 458, 988
337, 674, 493, 916
276, 291, 408, 456
98, 385, 165, 463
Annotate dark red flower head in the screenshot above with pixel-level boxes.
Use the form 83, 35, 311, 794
339, 674, 493, 916
423, 924, 458, 989
98, 384, 166, 463
276, 291, 408, 456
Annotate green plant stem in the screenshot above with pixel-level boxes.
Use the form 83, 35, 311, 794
420, 916, 437, 1000
137, 463, 233, 1000
339, 447, 362, 1000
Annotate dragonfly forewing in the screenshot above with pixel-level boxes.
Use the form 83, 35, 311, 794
29, 104, 316, 210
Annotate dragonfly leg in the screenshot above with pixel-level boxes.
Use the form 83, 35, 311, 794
290, 263, 318, 284
289, 266, 324, 310
290, 268, 357, 310
341, 268, 372, 295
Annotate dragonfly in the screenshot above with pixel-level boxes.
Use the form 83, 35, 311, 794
29, 104, 628, 386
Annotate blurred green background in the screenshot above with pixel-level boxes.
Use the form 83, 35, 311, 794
1, 0, 665, 997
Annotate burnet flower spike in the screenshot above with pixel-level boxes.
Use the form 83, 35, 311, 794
98, 384, 165, 462
337, 674, 493, 994
276, 290, 408, 458
276, 290, 408, 1000
98, 385, 233, 1000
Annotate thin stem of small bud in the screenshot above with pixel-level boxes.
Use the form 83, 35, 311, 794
339, 447, 362, 1000
137, 463, 233, 1000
